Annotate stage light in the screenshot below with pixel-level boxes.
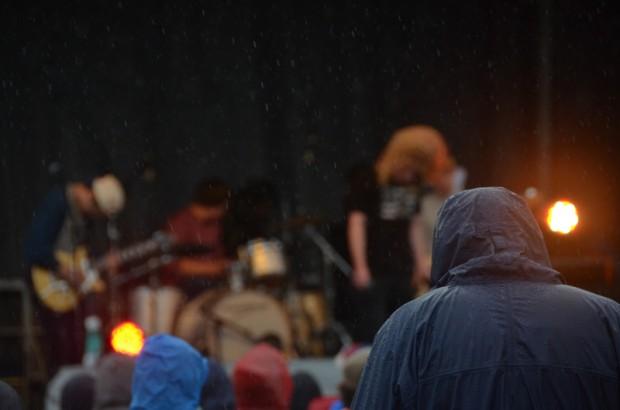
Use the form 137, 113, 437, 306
111, 321, 144, 357
547, 200, 579, 234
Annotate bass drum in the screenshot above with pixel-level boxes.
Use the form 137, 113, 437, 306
175, 290, 293, 363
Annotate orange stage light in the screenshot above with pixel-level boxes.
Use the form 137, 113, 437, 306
546, 200, 579, 235
111, 321, 145, 356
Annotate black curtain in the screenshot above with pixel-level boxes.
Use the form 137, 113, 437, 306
1, 1, 619, 278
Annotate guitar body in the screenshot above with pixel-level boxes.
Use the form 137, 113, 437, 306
31, 247, 105, 313
30, 233, 173, 313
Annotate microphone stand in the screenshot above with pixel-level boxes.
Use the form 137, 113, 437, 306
302, 226, 352, 349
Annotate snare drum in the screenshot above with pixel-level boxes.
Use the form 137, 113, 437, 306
175, 290, 293, 363
240, 238, 287, 281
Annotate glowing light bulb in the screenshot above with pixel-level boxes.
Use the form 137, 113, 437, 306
547, 200, 579, 234
111, 321, 144, 356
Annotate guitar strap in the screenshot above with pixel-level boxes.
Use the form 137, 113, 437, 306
68, 186, 87, 284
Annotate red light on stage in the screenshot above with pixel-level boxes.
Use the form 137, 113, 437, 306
111, 321, 144, 357
546, 200, 579, 235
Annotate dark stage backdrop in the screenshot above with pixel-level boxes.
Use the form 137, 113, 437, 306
1, 1, 619, 278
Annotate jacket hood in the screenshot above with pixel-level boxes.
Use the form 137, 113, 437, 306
233, 343, 293, 410
130, 334, 209, 410
430, 187, 563, 287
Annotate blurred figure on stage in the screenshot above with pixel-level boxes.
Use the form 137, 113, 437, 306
229, 179, 280, 244
24, 174, 125, 377
131, 178, 232, 335
165, 177, 233, 297
345, 125, 448, 343
412, 157, 467, 294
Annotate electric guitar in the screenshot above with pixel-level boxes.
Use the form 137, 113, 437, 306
31, 232, 173, 313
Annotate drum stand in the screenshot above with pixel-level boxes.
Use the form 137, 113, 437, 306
109, 253, 176, 326
302, 226, 352, 352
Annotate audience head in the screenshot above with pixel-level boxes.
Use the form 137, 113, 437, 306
339, 347, 371, 407
94, 353, 136, 410
130, 334, 209, 410
430, 187, 552, 286
291, 371, 321, 410
233, 343, 293, 410
0, 381, 21, 410
60, 373, 95, 410
200, 359, 235, 410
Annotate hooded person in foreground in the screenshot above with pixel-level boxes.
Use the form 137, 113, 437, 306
130, 334, 208, 410
353, 187, 620, 409
129, 334, 234, 410
233, 343, 293, 410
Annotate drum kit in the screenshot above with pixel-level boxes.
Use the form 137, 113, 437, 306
122, 228, 352, 364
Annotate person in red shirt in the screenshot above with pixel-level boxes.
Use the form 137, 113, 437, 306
165, 178, 233, 298
130, 178, 233, 335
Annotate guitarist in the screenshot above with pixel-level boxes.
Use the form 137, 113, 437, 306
24, 174, 125, 376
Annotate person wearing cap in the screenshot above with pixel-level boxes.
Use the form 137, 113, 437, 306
24, 174, 125, 376
233, 343, 293, 410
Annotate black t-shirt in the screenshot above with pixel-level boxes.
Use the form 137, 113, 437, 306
345, 164, 421, 277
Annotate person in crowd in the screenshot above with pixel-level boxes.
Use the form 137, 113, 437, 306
200, 355, 235, 410
60, 373, 95, 410
335, 347, 371, 410
130, 334, 209, 410
353, 187, 620, 409
24, 174, 125, 376
129, 333, 234, 410
309, 347, 371, 410
345, 125, 448, 342
0, 381, 21, 410
291, 371, 322, 410
93, 353, 135, 410
233, 343, 293, 410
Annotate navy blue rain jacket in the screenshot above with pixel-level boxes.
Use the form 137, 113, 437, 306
353, 187, 620, 409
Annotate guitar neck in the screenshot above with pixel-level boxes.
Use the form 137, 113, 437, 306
92, 233, 172, 271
